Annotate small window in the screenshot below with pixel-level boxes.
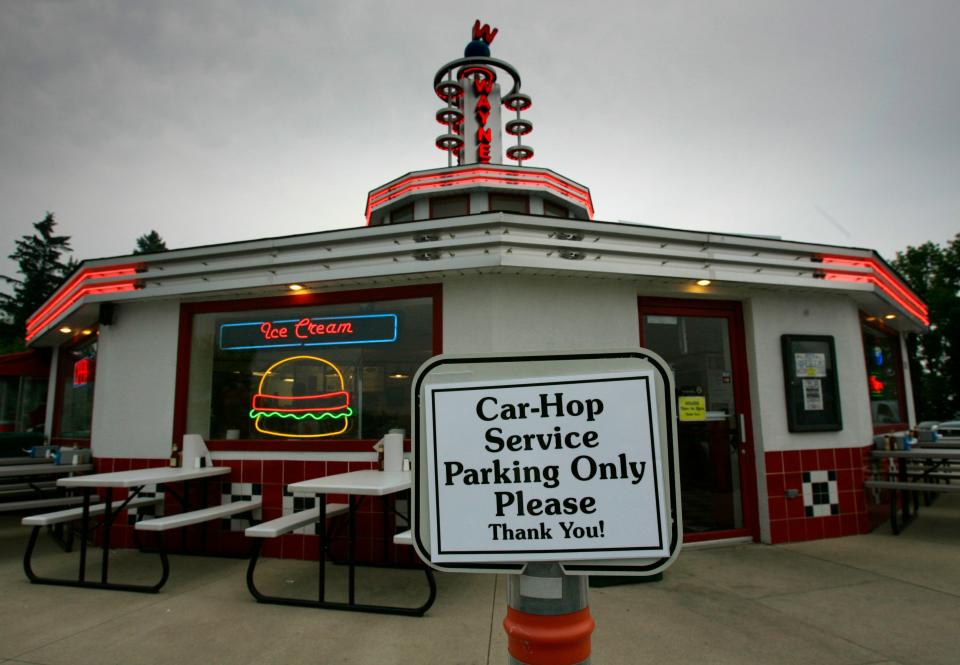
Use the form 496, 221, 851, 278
390, 203, 414, 224
430, 195, 470, 219
543, 200, 568, 218
862, 323, 906, 430
489, 193, 528, 214
56, 338, 97, 439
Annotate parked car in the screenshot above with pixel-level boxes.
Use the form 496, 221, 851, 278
936, 420, 960, 438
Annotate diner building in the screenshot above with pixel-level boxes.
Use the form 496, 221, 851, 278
24, 22, 928, 554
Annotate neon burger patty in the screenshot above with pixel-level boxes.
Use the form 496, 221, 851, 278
249, 390, 353, 420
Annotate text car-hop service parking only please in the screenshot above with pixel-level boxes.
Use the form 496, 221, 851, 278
411, 351, 682, 575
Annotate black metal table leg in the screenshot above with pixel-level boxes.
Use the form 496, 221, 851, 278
348, 495, 356, 605
318, 492, 326, 603
78, 487, 91, 582
101, 487, 114, 583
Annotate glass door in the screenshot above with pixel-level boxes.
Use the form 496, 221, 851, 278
639, 298, 757, 541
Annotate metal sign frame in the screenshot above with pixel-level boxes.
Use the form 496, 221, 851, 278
411, 349, 681, 576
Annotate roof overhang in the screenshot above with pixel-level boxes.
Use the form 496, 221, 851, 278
26, 214, 929, 346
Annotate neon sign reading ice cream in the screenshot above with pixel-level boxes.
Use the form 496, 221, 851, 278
219, 313, 398, 351
259, 318, 354, 341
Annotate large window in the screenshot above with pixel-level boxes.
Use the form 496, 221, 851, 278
862, 322, 906, 430
182, 290, 437, 443
55, 338, 97, 439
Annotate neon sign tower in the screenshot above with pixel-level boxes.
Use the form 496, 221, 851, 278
365, 21, 593, 227
434, 20, 532, 167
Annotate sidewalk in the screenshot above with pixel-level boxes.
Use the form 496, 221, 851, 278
2, 495, 959, 665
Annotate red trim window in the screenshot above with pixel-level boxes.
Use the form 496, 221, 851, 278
174, 285, 442, 451
862, 318, 908, 433
53, 334, 98, 440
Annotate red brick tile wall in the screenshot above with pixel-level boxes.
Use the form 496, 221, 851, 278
765, 445, 876, 543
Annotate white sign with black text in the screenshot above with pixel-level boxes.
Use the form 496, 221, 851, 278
424, 371, 670, 564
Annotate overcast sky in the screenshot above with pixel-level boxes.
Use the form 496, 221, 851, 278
1, 1, 958, 285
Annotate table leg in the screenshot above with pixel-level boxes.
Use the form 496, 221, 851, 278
348, 494, 356, 605
101, 487, 114, 583
78, 487, 91, 582
382, 495, 389, 562
317, 493, 326, 603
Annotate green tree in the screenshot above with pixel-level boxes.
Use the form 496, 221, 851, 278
133, 230, 167, 255
0, 213, 77, 351
892, 233, 960, 421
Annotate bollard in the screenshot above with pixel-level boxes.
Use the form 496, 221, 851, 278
503, 562, 595, 665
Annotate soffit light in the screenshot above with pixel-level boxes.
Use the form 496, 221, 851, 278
696, 279, 712, 287
81, 329, 93, 336
288, 284, 305, 292
59, 326, 72, 334
884, 314, 897, 320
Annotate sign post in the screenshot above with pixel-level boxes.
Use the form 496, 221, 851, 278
411, 351, 681, 664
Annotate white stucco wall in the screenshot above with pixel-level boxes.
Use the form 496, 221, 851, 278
443, 274, 640, 353
744, 292, 873, 453
91, 300, 181, 458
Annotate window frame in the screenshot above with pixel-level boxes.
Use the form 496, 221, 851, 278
488, 192, 529, 214
172, 284, 442, 451
542, 199, 568, 218
861, 316, 909, 434
51, 332, 98, 446
428, 194, 470, 219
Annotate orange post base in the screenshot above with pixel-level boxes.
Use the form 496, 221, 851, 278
503, 605, 595, 665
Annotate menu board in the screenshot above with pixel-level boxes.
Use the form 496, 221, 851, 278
781, 335, 842, 432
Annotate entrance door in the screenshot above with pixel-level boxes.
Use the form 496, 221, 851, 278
639, 298, 758, 542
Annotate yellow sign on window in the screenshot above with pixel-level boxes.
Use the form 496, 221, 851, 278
678, 396, 706, 422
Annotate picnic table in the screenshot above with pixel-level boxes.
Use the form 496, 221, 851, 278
868, 447, 960, 534
21, 465, 252, 593
245, 469, 436, 616
0, 462, 94, 513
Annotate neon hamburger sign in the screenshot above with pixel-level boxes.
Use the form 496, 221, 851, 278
249, 355, 353, 438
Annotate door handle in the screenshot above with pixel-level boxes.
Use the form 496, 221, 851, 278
738, 413, 747, 445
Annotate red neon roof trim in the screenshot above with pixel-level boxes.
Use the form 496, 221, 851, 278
26, 266, 138, 335
26, 267, 140, 341
370, 174, 590, 210
26, 279, 136, 335
366, 168, 594, 222
821, 255, 928, 324
26, 281, 138, 340
823, 270, 929, 326
821, 256, 926, 312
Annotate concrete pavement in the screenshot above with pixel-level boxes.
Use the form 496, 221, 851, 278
2, 495, 959, 665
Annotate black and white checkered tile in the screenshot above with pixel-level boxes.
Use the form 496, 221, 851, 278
126, 485, 165, 524
282, 487, 322, 535
802, 470, 839, 517
221, 482, 262, 531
